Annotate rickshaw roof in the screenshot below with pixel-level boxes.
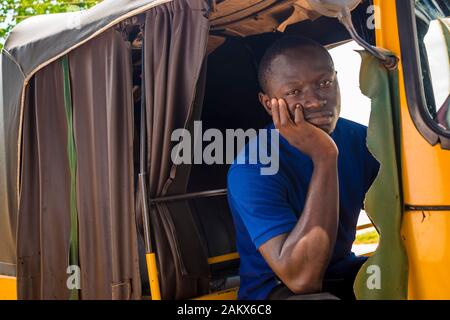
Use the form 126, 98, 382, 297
3, 0, 343, 78
3, 0, 170, 78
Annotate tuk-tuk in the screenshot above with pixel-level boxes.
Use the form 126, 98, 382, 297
0, 0, 449, 300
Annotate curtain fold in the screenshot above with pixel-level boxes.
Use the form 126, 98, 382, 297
18, 60, 72, 299
141, 0, 211, 299
69, 28, 140, 300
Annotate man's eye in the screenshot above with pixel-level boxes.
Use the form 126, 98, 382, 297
319, 80, 333, 88
287, 89, 299, 96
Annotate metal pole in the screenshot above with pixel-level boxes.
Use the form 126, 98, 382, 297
138, 26, 161, 300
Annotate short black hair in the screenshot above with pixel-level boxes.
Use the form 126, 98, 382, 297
258, 35, 333, 93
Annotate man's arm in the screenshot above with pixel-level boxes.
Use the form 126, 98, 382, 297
259, 99, 339, 294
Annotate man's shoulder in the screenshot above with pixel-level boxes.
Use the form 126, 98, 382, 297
336, 118, 379, 174
228, 137, 264, 173
336, 118, 368, 143
337, 117, 368, 133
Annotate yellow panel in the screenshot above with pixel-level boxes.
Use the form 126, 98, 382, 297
402, 211, 450, 299
374, 0, 450, 206
0, 276, 17, 300
193, 287, 238, 300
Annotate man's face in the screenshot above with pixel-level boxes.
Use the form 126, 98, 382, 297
260, 47, 341, 134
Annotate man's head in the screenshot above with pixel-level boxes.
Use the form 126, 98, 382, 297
258, 35, 341, 134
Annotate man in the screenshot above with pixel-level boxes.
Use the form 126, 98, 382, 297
227, 36, 380, 300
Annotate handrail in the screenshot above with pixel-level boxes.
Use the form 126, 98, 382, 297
208, 252, 240, 265
149, 188, 227, 204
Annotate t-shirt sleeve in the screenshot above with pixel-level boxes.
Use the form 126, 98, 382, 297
227, 166, 298, 249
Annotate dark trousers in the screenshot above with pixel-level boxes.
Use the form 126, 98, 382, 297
267, 255, 368, 300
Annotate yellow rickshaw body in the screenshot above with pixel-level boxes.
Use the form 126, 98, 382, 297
375, 0, 450, 300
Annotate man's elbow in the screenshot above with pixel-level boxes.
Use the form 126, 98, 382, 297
285, 275, 322, 295
275, 255, 324, 294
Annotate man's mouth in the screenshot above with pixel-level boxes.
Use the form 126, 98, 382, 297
304, 110, 335, 134
304, 110, 334, 121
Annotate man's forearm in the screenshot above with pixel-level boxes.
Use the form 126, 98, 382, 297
278, 157, 339, 292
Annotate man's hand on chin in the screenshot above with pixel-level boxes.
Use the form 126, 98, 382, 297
270, 98, 338, 163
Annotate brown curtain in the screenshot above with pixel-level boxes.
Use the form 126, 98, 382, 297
68, 28, 140, 300
17, 0, 211, 300
18, 60, 72, 299
18, 28, 140, 300
0, 55, 24, 277
142, 0, 211, 299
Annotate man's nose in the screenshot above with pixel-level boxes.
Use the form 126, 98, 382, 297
301, 88, 322, 110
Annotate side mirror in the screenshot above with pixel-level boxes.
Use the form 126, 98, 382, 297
307, 0, 398, 69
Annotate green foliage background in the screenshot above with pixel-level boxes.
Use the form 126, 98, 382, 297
0, 0, 102, 49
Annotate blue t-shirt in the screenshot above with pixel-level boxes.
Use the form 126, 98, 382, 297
227, 118, 380, 300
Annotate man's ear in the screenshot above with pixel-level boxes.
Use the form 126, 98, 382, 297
258, 92, 272, 115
